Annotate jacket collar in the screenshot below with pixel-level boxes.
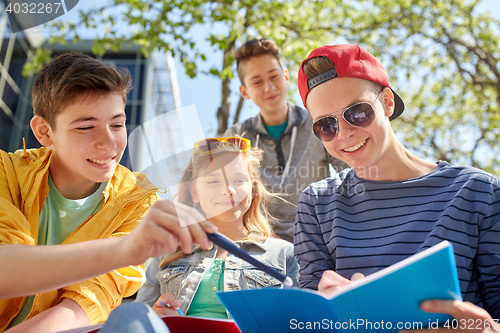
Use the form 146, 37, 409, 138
104, 165, 158, 203
212, 231, 269, 252
13, 147, 156, 213
235, 237, 268, 252
190, 235, 269, 254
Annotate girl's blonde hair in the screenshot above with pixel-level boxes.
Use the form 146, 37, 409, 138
160, 140, 278, 267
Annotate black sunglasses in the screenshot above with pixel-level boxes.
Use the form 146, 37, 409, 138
312, 89, 385, 142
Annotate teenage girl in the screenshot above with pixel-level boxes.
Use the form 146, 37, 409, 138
136, 137, 299, 318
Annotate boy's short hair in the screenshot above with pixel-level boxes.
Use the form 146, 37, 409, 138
298, 44, 405, 120
32, 52, 132, 128
235, 38, 282, 85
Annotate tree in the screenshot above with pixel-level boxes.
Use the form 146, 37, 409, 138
40, 0, 350, 133
340, 0, 500, 175
28, 0, 500, 175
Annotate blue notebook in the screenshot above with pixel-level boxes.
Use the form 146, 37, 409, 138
217, 241, 462, 333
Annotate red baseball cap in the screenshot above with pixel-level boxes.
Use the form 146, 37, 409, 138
297, 44, 404, 121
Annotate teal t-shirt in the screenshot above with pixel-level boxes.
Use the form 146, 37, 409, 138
264, 120, 288, 139
7, 175, 107, 328
186, 259, 228, 319
37, 175, 107, 245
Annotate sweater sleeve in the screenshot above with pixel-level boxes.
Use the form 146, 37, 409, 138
293, 188, 336, 290
476, 184, 500, 319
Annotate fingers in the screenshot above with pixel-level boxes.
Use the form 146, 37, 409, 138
396, 300, 497, 333
411, 300, 497, 332
146, 200, 217, 252
125, 200, 219, 263
318, 270, 352, 296
351, 272, 365, 282
317, 271, 364, 296
420, 300, 492, 322
171, 201, 216, 252
152, 293, 182, 317
136, 202, 184, 254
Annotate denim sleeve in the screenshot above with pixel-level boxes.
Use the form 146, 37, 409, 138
294, 189, 335, 290
285, 245, 300, 288
135, 257, 161, 307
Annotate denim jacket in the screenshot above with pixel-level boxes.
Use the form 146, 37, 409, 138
136, 236, 299, 317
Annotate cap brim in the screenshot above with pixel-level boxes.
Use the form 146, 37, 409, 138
389, 89, 404, 121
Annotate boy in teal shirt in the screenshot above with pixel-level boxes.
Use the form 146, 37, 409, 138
224, 39, 347, 242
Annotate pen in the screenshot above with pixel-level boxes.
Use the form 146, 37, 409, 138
160, 301, 184, 315
206, 231, 294, 288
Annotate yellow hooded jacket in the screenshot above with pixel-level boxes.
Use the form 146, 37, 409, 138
0, 147, 159, 331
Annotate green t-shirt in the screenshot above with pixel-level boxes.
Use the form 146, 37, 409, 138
37, 175, 107, 245
186, 259, 228, 319
7, 176, 106, 328
264, 120, 288, 139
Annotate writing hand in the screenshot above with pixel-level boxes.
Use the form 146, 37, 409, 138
152, 293, 183, 317
121, 200, 217, 265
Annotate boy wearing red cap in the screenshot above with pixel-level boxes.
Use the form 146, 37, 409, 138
294, 44, 500, 324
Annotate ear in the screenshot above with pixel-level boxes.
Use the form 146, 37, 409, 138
239, 84, 251, 100
189, 181, 199, 203
30, 116, 53, 147
381, 88, 395, 118
283, 68, 290, 85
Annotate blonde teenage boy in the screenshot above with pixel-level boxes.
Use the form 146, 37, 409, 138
224, 39, 347, 242
0, 53, 214, 332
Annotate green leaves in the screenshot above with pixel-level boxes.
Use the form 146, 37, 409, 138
340, 0, 500, 175
23, 0, 500, 174
22, 48, 52, 77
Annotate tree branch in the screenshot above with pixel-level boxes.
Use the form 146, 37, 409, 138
233, 96, 245, 124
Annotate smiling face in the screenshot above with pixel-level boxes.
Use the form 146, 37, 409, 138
306, 77, 397, 176
239, 54, 290, 120
190, 152, 253, 229
31, 93, 127, 199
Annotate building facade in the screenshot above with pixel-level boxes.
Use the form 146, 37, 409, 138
0, 3, 183, 174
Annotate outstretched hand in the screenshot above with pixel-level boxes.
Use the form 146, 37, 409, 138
121, 200, 217, 265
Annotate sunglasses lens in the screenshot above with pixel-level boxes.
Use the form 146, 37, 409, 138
344, 103, 375, 127
313, 117, 338, 142
313, 103, 376, 142
198, 139, 221, 152
226, 138, 248, 151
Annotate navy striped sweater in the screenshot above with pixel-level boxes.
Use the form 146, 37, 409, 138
294, 161, 500, 318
